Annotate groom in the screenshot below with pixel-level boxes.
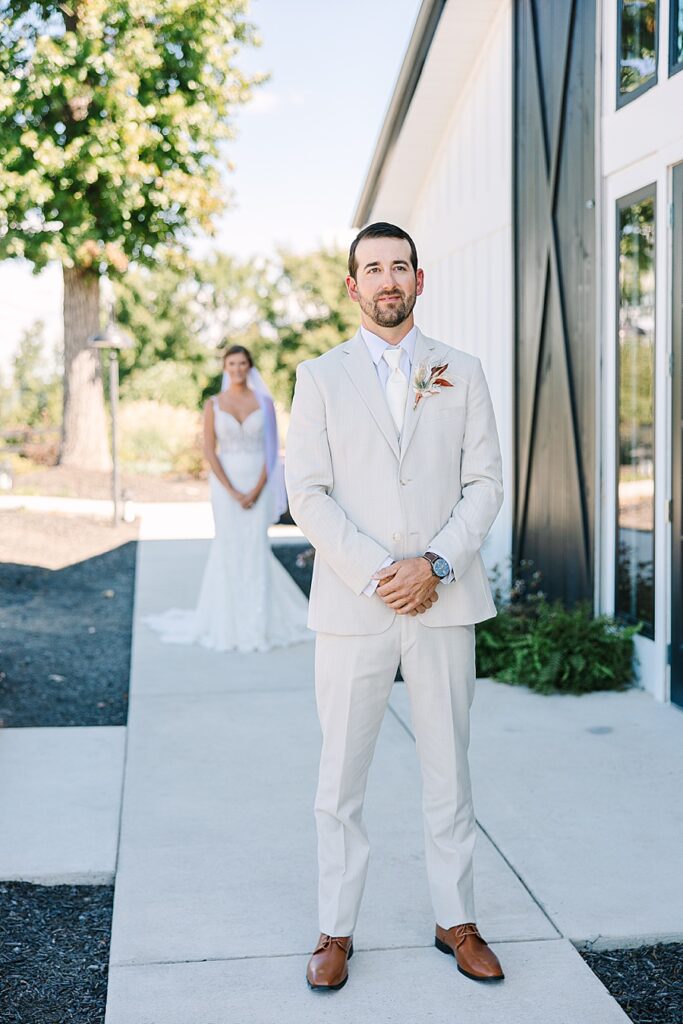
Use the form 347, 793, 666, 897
285, 222, 504, 990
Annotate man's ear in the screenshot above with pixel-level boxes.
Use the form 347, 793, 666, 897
345, 275, 360, 303
416, 268, 425, 297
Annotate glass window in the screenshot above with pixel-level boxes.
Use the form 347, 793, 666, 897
618, 0, 658, 105
671, 0, 683, 74
616, 190, 656, 637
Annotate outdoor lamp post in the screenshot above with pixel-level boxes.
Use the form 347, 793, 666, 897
88, 322, 134, 525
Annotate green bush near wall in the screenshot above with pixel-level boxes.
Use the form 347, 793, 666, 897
476, 561, 641, 695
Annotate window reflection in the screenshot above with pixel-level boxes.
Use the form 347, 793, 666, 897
616, 193, 655, 636
671, 0, 683, 72
619, 0, 658, 101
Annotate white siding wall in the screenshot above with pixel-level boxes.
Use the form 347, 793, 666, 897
405, 2, 513, 578
364, 0, 682, 700
599, 1, 683, 700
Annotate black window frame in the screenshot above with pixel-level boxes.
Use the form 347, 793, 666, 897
614, 183, 657, 640
616, 0, 659, 108
670, 0, 683, 75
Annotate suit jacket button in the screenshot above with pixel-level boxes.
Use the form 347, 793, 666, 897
392, 532, 401, 541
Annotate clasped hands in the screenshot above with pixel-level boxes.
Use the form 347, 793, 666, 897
373, 557, 440, 616
229, 485, 262, 509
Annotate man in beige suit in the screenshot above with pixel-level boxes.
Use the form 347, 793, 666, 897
285, 222, 504, 990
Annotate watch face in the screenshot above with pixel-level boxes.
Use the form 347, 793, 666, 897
433, 557, 450, 578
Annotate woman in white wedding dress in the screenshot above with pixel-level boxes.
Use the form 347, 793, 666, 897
145, 346, 311, 653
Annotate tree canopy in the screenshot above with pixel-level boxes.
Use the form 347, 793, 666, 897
113, 245, 357, 409
0, 0, 261, 467
0, 0, 261, 272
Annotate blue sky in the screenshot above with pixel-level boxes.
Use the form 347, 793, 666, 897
208, 0, 422, 256
0, 0, 422, 369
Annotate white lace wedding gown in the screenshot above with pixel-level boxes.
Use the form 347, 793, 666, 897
145, 400, 312, 653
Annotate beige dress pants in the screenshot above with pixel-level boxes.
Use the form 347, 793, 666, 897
314, 614, 477, 937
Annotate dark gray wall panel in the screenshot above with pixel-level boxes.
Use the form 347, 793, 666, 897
514, 0, 596, 605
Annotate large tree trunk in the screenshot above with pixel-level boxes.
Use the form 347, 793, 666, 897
60, 265, 112, 470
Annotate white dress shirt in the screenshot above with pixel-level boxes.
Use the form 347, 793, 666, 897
360, 324, 454, 595
361, 323, 417, 392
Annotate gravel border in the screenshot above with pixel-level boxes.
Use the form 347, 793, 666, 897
0, 539, 300, 730
272, 540, 312, 596
0, 541, 136, 727
0, 882, 114, 1024
580, 943, 683, 1023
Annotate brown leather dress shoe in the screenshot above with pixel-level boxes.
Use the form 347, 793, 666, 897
306, 934, 354, 991
435, 922, 504, 982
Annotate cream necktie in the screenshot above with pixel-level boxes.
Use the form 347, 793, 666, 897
382, 346, 408, 434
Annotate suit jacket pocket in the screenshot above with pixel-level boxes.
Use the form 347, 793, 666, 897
428, 403, 467, 417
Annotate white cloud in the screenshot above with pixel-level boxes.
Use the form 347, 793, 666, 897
246, 89, 284, 116
243, 87, 306, 118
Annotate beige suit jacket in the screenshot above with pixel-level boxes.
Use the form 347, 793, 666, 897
284, 328, 503, 636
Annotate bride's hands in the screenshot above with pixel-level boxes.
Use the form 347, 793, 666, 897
226, 484, 263, 509
238, 486, 262, 510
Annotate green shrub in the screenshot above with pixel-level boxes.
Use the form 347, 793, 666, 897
476, 559, 641, 694
119, 400, 204, 476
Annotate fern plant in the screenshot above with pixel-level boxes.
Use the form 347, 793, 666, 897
476, 559, 641, 695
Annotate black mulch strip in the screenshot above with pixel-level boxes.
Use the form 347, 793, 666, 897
272, 540, 313, 597
0, 882, 114, 1024
0, 542, 136, 728
581, 943, 683, 1024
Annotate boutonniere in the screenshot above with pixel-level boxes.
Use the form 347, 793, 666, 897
412, 360, 454, 409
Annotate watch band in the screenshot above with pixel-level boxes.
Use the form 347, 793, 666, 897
422, 551, 449, 577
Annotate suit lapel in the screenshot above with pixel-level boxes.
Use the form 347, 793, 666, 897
399, 329, 436, 464
341, 331, 400, 460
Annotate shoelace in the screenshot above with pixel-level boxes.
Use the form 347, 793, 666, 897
314, 934, 351, 954
452, 923, 481, 947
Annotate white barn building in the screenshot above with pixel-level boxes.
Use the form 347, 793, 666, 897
354, 0, 683, 706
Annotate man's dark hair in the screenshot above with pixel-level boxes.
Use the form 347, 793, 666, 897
222, 344, 254, 368
348, 222, 418, 279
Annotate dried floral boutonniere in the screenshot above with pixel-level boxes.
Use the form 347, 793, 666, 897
412, 360, 454, 409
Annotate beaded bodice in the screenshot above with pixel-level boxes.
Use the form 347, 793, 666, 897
212, 399, 264, 455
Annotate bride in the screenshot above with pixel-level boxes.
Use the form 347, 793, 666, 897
145, 345, 311, 652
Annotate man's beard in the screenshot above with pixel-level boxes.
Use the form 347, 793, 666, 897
359, 288, 416, 328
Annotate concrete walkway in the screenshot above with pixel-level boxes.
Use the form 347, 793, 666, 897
0, 726, 125, 884
104, 527, 683, 1023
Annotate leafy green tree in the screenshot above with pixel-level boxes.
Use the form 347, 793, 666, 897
114, 264, 208, 385
0, 0, 259, 468
113, 246, 355, 412
113, 252, 263, 402
193, 245, 357, 406
119, 360, 203, 408
9, 320, 62, 428
255, 246, 357, 405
